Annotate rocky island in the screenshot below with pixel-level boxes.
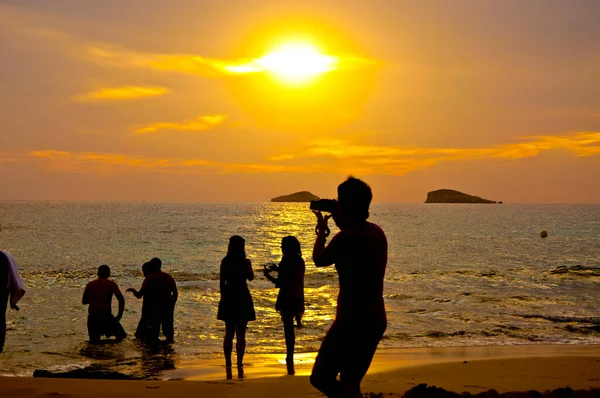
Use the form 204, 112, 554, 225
425, 189, 497, 204
271, 191, 320, 202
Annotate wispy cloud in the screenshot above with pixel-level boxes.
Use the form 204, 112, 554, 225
269, 131, 600, 175
0, 152, 18, 164
80, 43, 370, 78
4, 13, 371, 80
28, 150, 219, 175
134, 115, 226, 135
81, 44, 229, 76
17, 132, 600, 176
27, 150, 308, 175
72, 86, 170, 102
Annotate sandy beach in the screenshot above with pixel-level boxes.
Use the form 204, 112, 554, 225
1, 345, 598, 398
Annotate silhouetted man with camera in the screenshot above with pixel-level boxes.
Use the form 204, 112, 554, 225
311, 177, 388, 398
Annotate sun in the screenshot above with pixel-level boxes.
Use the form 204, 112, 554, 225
254, 42, 338, 84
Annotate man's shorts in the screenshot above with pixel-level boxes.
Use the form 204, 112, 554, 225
87, 313, 126, 342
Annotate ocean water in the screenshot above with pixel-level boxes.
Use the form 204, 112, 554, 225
0, 202, 599, 378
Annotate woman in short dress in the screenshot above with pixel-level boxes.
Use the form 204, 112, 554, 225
264, 236, 305, 375
217, 235, 255, 378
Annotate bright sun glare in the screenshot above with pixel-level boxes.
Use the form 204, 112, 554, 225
254, 42, 338, 84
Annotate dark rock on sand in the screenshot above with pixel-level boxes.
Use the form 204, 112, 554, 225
271, 191, 320, 202
399, 384, 600, 398
33, 364, 140, 380
425, 189, 497, 204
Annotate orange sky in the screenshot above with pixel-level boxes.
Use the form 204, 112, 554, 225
1, 1, 599, 203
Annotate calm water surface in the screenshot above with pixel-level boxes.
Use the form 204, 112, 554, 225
0, 202, 599, 378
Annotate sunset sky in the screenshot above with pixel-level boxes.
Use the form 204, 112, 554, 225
1, 0, 599, 203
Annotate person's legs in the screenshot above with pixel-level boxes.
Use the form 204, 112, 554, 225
147, 311, 161, 344
235, 322, 247, 365
338, 322, 386, 396
282, 313, 295, 375
0, 292, 8, 352
310, 321, 355, 398
87, 315, 102, 344
98, 313, 126, 341
135, 317, 145, 340
111, 316, 127, 341
161, 310, 174, 343
223, 322, 235, 368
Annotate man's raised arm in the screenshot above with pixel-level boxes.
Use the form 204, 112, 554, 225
312, 212, 337, 267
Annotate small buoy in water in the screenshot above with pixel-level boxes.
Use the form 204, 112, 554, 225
541, 230, 548, 238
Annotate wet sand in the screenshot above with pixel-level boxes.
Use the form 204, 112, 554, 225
1, 345, 599, 397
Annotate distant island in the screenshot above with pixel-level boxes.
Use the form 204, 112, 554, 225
271, 191, 320, 202
425, 189, 497, 204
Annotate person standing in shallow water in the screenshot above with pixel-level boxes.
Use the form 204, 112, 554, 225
148, 258, 177, 343
126, 262, 160, 343
217, 235, 256, 379
128, 258, 178, 343
310, 177, 388, 398
82, 265, 127, 343
264, 236, 305, 375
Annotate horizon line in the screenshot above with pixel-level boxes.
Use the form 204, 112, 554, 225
0, 199, 599, 205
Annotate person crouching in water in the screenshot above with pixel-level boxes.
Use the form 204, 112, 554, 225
82, 265, 127, 343
126, 262, 159, 343
217, 235, 256, 379
264, 236, 305, 375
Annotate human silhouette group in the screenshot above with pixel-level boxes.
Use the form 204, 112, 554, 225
1, 177, 388, 398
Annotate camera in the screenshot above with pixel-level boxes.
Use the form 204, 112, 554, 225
309, 199, 338, 213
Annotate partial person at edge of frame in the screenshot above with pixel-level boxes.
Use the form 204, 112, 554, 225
0, 248, 26, 353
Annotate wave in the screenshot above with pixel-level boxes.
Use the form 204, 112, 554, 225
518, 314, 600, 324
549, 265, 600, 277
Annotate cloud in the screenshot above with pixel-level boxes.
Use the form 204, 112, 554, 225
72, 86, 170, 102
134, 114, 226, 135
28, 150, 219, 175
3, 14, 372, 80
268, 131, 600, 175
80, 43, 371, 78
17, 131, 600, 177
0, 5, 374, 104
26, 150, 309, 175
0, 152, 18, 164
80, 44, 228, 76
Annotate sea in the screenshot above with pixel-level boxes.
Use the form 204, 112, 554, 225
0, 201, 599, 379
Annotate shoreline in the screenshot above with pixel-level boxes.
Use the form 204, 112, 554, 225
1, 344, 597, 398
0, 345, 600, 398
165, 343, 600, 381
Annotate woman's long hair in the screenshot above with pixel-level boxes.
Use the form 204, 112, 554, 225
281, 236, 302, 257
225, 235, 246, 262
